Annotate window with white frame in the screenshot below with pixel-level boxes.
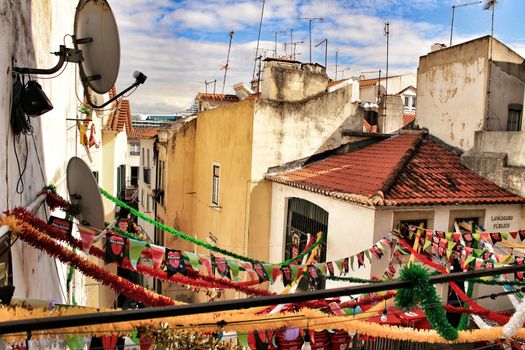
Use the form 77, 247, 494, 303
211, 163, 220, 206
403, 95, 416, 112
130, 142, 140, 156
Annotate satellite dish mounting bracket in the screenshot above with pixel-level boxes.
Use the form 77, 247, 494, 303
12, 45, 84, 75
83, 71, 147, 109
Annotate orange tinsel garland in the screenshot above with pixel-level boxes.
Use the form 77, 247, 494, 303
0, 215, 183, 307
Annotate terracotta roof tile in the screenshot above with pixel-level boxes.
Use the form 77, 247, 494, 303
403, 113, 416, 126
196, 93, 240, 102
328, 79, 349, 87
266, 133, 525, 207
128, 127, 158, 139
105, 99, 132, 135
359, 78, 379, 87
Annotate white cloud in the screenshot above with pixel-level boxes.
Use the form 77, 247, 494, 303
107, 0, 488, 113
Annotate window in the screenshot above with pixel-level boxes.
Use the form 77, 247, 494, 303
130, 142, 140, 156
507, 104, 522, 131
156, 160, 165, 206
211, 163, 220, 205
130, 167, 139, 187
284, 198, 328, 291
141, 189, 144, 207
403, 95, 416, 112
141, 147, 145, 166
147, 148, 150, 169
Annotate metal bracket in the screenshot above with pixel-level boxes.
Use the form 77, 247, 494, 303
13, 45, 83, 75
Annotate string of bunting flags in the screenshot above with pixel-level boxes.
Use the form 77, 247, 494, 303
401, 225, 525, 277
45, 210, 397, 288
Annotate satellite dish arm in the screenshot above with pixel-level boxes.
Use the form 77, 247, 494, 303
84, 71, 147, 109
13, 46, 83, 75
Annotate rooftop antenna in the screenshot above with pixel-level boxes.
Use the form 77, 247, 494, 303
272, 31, 286, 57
484, 0, 497, 36
252, 0, 266, 81
315, 38, 328, 68
384, 22, 390, 96
450, 1, 482, 46
204, 80, 217, 94
222, 31, 234, 94
12, 0, 147, 109
335, 51, 339, 80
299, 17, 324, 63
291, 41, 304, 60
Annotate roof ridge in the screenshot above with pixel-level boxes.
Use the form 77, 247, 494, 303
371, 132, 425, 203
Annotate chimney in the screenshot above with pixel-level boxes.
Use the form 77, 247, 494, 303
233, 83, 255, 100
431, 43, 447, 52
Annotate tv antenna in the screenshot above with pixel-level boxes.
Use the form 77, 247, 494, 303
299, 17, 324, 62
384, 22, 390, 96
450, 1, 482, 46
204, 80, 217, 94
272, 31, 286, 57
221, 31, 234, 94
315, 38, 328, 68
12, 0, 147, 109
252, 0, 266, 81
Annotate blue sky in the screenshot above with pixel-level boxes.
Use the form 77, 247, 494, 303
109, 0, 525, 114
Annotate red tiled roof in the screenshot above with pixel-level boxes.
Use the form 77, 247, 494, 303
359, 78, 378, 87
128, 127, 158, 139
403, 113, 416, 126
196, 93, 240, 102
266, 133, 525, 207
105, 99, 132, 135
328, 79, 349, 87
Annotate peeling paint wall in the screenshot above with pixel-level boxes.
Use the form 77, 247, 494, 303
252, 84, 360, 179
0, 0, 93, 304
417, 38, 490, 150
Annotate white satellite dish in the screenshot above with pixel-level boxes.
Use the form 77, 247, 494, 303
66, 157, 104, 230
74, 0, 120, 94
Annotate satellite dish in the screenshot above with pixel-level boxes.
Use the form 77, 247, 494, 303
74, 0, 120, 94
66, 157, 104, 230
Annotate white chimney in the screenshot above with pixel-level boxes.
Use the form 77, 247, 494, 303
431, 43, 447, 52
233, 83, 255, 100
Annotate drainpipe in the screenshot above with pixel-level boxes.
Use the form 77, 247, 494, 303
153, 136, 161, 294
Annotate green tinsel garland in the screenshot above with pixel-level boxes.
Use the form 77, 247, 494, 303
99, 187, 322, 266
395, 264, 458, 341
470, 278, 525, 287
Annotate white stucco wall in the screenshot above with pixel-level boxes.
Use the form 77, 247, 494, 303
269, 184, 376, 293
0, 0, 94, 304
417, 52, 487, 150
269, 182, 523, 310
251, 85, 360, 181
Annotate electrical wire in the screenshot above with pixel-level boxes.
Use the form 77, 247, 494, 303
13, 134, 29, 194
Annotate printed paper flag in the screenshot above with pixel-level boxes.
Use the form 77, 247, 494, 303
475, 258, 483, 270
452, 232, 461, 243
65, 336, 85, 350
306, 264, 321, 286
105, 234, 126, 264
148, 244, 165, 270
364, 249, 372, 263
520, 230, 525, 241
78, 224, 97, 253
128, 239, 147, 270
342, 257, 350, 274
472, 233, 481, 242
326, 261, 335, 276
184, 251, 200, 271
240, 262, 257, 281
238, 333, 249, 348
228, 260, 240, 281
371, 244, 384, 259
334, 258, 343, 274
480, 232, 490, 242
490, 232, 502, 244
423, 239, 431, 251
252, 262, 269, 282
447, 241, 456, 250
214, 257, 231, 279
272, 267, 281, 283
315, 262, 327, 276
445, 232, 452, 241
200, 256, 213, 276
446, 249, 452, 259
166, 249, 187, 277
502, 232, 509, 240
48, 216, 73, 237
263, 264, 274, 284
290, 264, 301, 281
281, 265, 293, 286
357, 252, 365, 268
510, 231, 518, 239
